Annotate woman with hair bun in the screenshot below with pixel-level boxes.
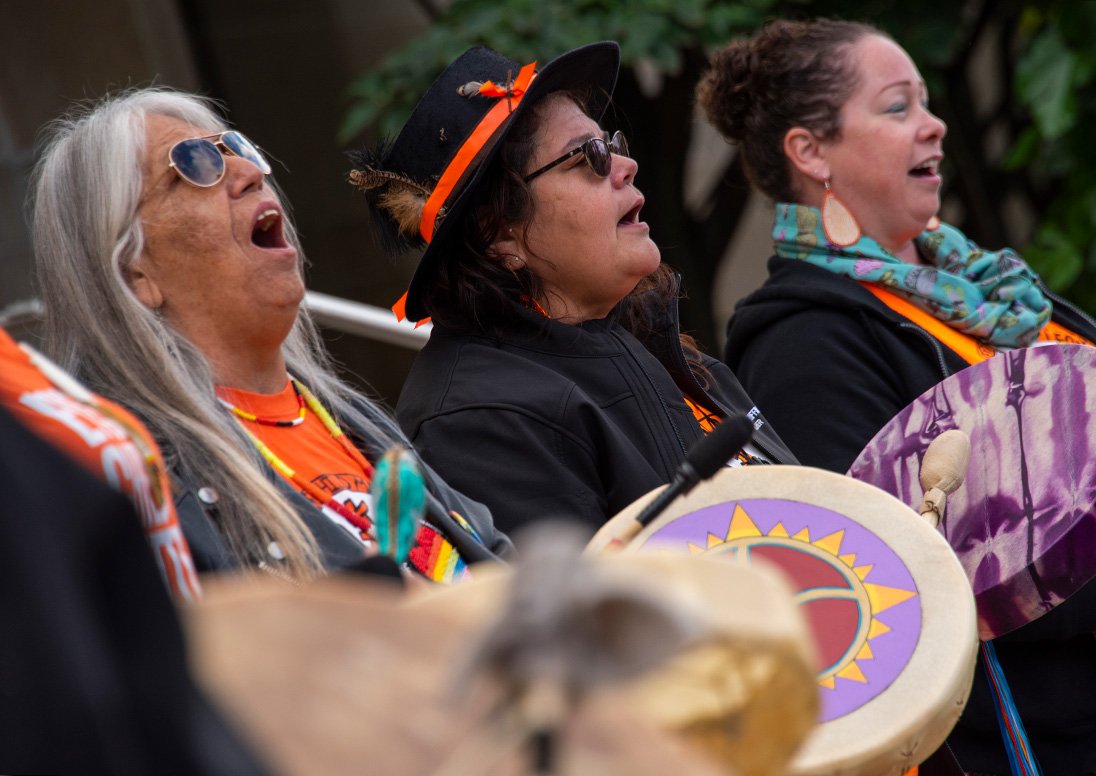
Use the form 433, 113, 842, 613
697, 18, 1096, 774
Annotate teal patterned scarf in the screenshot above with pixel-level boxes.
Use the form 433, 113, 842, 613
772, 203, 1052, 348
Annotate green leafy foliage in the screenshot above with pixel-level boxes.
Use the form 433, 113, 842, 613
1012, 1, 1096, 312
1025, 226, 1083, 291
1016, 27, 1077, 140
343, 0, 1096, 329
339, 0, 778, 143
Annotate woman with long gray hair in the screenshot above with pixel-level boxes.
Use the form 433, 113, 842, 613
31, 87, 508, 582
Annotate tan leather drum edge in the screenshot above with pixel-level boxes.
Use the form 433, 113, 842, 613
409, 553, 820, 776
187, 553, 818, 775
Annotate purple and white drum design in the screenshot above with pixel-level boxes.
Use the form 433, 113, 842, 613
848, 344, 1096, 639
589, 466, 977, 774
640, 497, 920, 723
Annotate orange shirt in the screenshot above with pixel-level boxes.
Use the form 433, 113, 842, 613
217, 381, 476, 585
216, 381, 375, 546
0, 328, 200, 601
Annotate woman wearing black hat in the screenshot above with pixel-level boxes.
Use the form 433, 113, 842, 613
352, 42, 797, 537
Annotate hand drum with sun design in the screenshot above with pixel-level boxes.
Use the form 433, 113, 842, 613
589, 466, 978, 776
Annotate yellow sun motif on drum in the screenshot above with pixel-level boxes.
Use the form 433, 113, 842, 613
685, 504, 916, 688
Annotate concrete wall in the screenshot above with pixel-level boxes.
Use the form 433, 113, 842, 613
0, 0, 430, 404
0, 0, 197, 312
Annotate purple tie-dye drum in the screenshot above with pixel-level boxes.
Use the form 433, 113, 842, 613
848, 344, 1096, 640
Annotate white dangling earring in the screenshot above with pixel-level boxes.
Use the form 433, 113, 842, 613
821, 179, 862, 247
926, 214, 941, 231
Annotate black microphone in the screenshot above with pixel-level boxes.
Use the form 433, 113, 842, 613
633, 414, 755, 530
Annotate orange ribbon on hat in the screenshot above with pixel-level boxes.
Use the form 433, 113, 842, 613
391, 291, 430, 327
417, 60, 537, 244
477, 78, 531, 100
393, 60, 538, 324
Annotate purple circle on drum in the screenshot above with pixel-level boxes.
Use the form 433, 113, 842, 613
848, 344, 1096, 639
640, 498, 921, 722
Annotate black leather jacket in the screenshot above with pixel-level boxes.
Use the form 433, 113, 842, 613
172, 396, 511, 573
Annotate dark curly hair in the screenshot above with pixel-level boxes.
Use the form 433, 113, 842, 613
696, 18, 882, 202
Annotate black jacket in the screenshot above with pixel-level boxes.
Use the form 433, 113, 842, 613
396, 292, 797, 538
172, 396, 511, 574
726, 256, 1096, 775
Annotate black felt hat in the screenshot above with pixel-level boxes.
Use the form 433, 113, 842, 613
349, 41, 620, 322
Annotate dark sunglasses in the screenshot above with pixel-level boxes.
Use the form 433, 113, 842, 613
167, 131, 272, 188
524, 130, 629, 183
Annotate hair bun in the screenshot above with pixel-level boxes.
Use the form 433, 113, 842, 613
696, 39, 756, 142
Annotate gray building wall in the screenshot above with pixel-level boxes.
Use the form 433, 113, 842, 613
0, 0, 432, 403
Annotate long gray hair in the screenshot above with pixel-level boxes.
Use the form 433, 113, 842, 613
31, 87, 402, 576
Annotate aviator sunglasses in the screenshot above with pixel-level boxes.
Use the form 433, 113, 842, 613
524, 130, 629, 183
167, 130, 272, 188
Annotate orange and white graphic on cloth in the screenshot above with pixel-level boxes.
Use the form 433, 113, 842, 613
0, 328, 201, 602
312, 471, 375, 544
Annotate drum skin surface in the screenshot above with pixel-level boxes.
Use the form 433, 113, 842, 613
189, 570, 736, 776
589, 466, 978, 775
848, 344, 1096, 639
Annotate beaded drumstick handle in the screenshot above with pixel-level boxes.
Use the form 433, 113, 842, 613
370, 447, 425, 564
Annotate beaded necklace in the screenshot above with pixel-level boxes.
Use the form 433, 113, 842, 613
220, 378, 377, 536
219, 381, 306, 427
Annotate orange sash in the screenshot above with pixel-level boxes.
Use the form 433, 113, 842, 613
862, 283, 1093, 366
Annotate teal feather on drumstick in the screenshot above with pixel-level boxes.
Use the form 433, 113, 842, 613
370, 447, 425, 564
